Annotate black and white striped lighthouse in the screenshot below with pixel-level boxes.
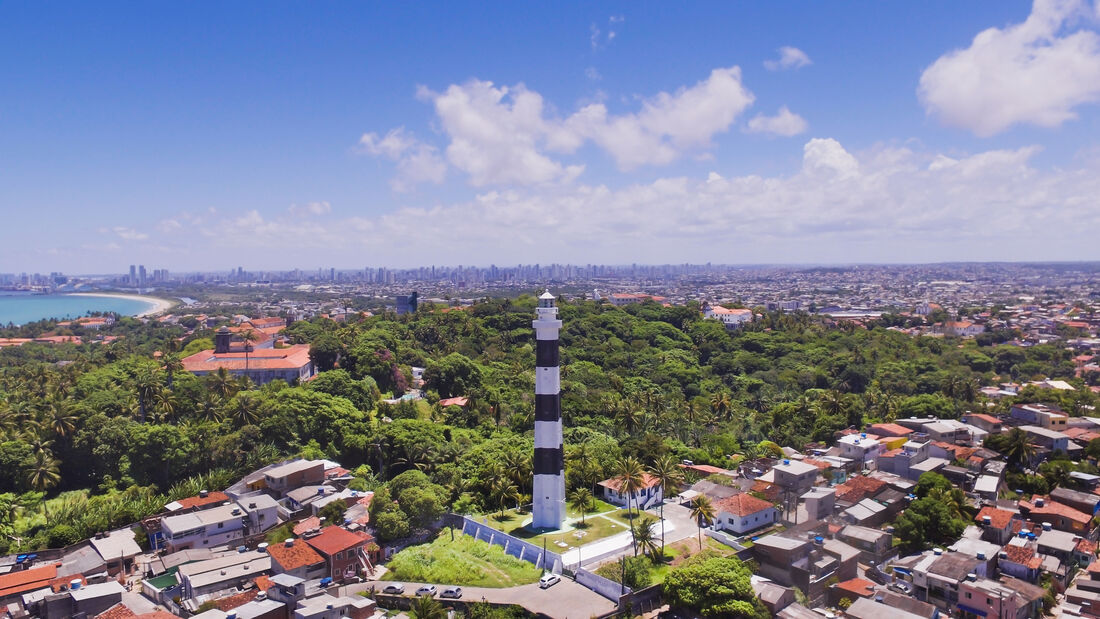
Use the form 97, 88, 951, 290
532, 290, 565, 529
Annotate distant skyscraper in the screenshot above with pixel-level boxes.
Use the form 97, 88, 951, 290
129, 265, 136, 285
532, 290, 565, 529
138, 265, 147, 286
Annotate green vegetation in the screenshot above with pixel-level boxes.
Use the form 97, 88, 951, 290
664, 555, 768, 618
0, 294, 1097, 554
381, 531, 542, 587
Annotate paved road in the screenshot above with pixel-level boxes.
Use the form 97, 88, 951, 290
343, 577, 617, 618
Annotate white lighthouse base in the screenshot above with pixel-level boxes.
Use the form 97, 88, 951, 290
531, 474, 566, 530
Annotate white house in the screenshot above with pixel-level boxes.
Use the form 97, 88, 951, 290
704, 304, 753, 329
598, 473, 664, 510
714, 493, 779, 535
161, 496, 279, 552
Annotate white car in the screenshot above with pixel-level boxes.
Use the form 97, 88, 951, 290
382, 583, 405, 594
538, 573, 561, 589
416, 585, 437, 596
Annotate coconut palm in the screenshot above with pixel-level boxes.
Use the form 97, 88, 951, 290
132, 367, 162, 423
613, 456, 646, 555
490, 477, 519, 519
238, 329, 259, 371
649, 455, 685, 554
633, 515, 661, 562
45, 398, 77, 439
230, 393, 260, 426
207, 367, 238, 400
928, 486, 971, 522
26, 451, 61, 491
569, 488, 593, 525
688, 495, 716, 551
710, 391, 731, 421
409, 594, 446, 619
1001, 427, 1036, 470
162, 353, 184, 390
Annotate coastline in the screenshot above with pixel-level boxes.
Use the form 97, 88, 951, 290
67, 292, 177, 318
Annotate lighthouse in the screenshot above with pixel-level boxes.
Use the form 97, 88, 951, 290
532, 290, 566, 530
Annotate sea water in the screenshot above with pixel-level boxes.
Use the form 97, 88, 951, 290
0, 294, 159, 326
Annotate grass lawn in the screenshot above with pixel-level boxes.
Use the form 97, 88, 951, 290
381, 531, 541, 588
477, 502, 639, 550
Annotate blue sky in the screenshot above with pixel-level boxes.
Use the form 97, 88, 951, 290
2, 1, 1100, 273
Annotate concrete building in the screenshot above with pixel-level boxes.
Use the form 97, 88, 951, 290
1010, 403, 1068, 430
531, 290, 565, 529
714, 493, 779, 535
178, 551, 271, 599
703, 304, 753, 328
263, 461, 326, 497
598, 473, 664, 510
836, 525, 894, 565
302, 526, 373, 581
957, 576, 1046, 619
182, 340, 315, 386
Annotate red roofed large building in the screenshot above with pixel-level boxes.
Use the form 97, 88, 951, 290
303, 527, 376, 581
975, 506, 1021, 545
714, 493, 778, 535
182, 341, 314, 386
1019, 496, 1092, 535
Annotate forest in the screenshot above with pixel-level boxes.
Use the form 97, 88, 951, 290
0, 295, 1096, 553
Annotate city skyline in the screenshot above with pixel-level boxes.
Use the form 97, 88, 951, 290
3, 1, 1100, 272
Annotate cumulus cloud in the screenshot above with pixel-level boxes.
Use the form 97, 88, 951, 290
746, 106, 808, 136
919, 0, 1100, 136
764, 46, 812, 71
359, 127, 447, 191
113, 227, 148, 240
119, 138, 1100, 266
363, 66, 757, 187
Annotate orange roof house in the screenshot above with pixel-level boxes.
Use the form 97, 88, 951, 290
0, 563, 59, 599
266, 539, 325, 576
181, 344, 314, 385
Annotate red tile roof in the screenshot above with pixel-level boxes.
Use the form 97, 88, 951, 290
0, 563, 59, 598
1001, 544, 1035, 566
254, 575, 274, 592
975, 506, 1017, 530
135, 613, 180, 619
214, 588, 259, 611
181, 344, 312, 372
599, 472, 661, 492
1020, 497, 1092, 525
175, 491, 229, 510
438, 396, 469, 407
967, 414, 1002, 425
679, 463, 729, 475
714, 493, 775, 517
835, 578, 876, 598
293, 516, 322, 536
835, 476, 886, 503
868, 423, 913, 436
266, 540, 324, 572
95, 603, 137, 619
304, 526, 369, 557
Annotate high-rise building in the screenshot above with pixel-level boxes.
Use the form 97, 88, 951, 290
138, 265, 147, 286
532, 290, 565, 529
129, 265, 136, 285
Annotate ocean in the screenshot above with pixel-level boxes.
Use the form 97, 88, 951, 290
0, 294, 160, 326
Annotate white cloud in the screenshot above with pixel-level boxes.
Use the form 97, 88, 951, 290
113, 226, 148, 240
421, 80, 585, 186
764, 46, 812, 71
585, 66, 602, 81
288, 201, 332, 216
359, 127, 447, 191
746, 106, 808, 136
364, 66, 756, 187
119, 138, 1100, 266
563, 66, 756, 169
919, 0, 1100, 136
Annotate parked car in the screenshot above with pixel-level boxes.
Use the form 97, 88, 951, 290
416, 585, 438, 596
538, 573, 560, 589
382, 583, 405, 594
441, 586, 462, 599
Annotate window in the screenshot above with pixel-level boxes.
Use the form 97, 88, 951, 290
218, 523, 224, 529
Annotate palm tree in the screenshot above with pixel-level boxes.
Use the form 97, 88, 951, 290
928, 486, 970, 522
490, 478, 519, 519
710, 391, 731, 421
633, 516, 661, 561
613, 456, 645, 555
238, 329, 259, 371
1001, 428, 1036, 470
207, 367, 238, 400
688, 495, 716, 551
45, 398, 77, 439
230, 393, 260, 426
26, 452, 61, 491
132, 367, 162, 423
649, 455, 685, 555
409, 594, 446, 619
569, 488, 593, 525
162, 353, 184, 390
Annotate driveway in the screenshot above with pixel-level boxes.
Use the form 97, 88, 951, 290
343, 578, 617, 618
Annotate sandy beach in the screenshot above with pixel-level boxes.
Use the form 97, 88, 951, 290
68, 293, 177, 318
